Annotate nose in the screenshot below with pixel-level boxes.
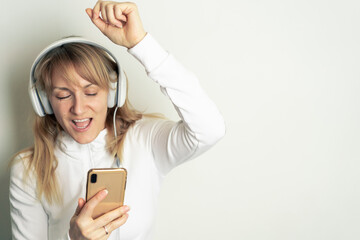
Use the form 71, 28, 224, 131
71, 94, 86, 115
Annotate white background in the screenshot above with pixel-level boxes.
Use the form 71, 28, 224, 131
1, 0, 360, 239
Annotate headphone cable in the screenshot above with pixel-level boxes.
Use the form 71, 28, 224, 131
113, 106, 123, 168
113, 106, 122, 239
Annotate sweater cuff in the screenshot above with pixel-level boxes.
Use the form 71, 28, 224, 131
127, 33, 169, 73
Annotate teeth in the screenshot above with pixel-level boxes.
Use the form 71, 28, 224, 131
73, 118, 90, 122
72, 118, 91, 129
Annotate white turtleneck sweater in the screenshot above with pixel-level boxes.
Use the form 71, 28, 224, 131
9, 33, 225, 240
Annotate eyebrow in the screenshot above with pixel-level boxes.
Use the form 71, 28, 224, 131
52, 83, 94, 91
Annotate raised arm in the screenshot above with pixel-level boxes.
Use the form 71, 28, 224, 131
128, 35, 226, 175
86, 1, 225, 175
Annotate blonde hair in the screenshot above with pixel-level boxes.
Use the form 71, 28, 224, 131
13, 42, 142, 204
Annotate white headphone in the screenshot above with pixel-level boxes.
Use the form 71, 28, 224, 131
29, 37, 127, 117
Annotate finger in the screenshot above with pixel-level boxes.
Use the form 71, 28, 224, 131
105, 213, 129, 233
79, 198, 86, 207
85, 8, 93, 18
80, 189, 108, 218
92, 1, 101, 19
114, 4, 127, 23
88, 9, 108, 33
106, 4, 123, 28
94, 205, 130, 229
100, 2, 109, 23
74, 198, 86, 216
87, 225, 110, 240
114, 2, 138, 16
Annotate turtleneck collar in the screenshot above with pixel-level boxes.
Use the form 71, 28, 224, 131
56, 128, 109, 152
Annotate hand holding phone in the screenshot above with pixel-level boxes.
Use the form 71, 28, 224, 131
69, 188, 130, 239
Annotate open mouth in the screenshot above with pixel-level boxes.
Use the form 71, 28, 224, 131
72, 118, 92, 130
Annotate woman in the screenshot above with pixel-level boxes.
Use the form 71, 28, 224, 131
9, 1, 225, 239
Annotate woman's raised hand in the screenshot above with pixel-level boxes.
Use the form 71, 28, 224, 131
86, 1, 146, 48
69, 189, 130, 240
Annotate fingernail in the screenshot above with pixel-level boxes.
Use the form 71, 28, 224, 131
123, 205, 130, 211
102, 189, 108, 196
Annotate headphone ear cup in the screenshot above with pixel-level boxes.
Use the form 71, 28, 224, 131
107, 75, 117, 108
38, 88, 53, 115
117, 68, 127, 107
107, 68, 127, 108
28, 77, 53, 117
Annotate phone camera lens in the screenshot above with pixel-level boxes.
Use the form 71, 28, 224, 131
91, 174, 97, 183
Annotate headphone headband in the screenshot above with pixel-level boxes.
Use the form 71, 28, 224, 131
29, 37, 127, 117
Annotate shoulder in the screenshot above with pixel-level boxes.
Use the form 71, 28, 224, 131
11, 149, 32, 167
10, 149, 34, 183
9, 149, 40, 207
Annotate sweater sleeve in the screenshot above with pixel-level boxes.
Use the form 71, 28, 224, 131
128, 33, 226, 175
9, 155, 48, 240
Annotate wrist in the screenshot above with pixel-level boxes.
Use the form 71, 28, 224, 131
127, 31, 147, 49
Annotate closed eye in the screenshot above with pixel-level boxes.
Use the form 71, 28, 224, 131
86, 93, 97, 96
56, 95, 71, 100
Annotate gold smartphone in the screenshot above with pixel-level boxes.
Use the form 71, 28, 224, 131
86, 168, 127, 219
